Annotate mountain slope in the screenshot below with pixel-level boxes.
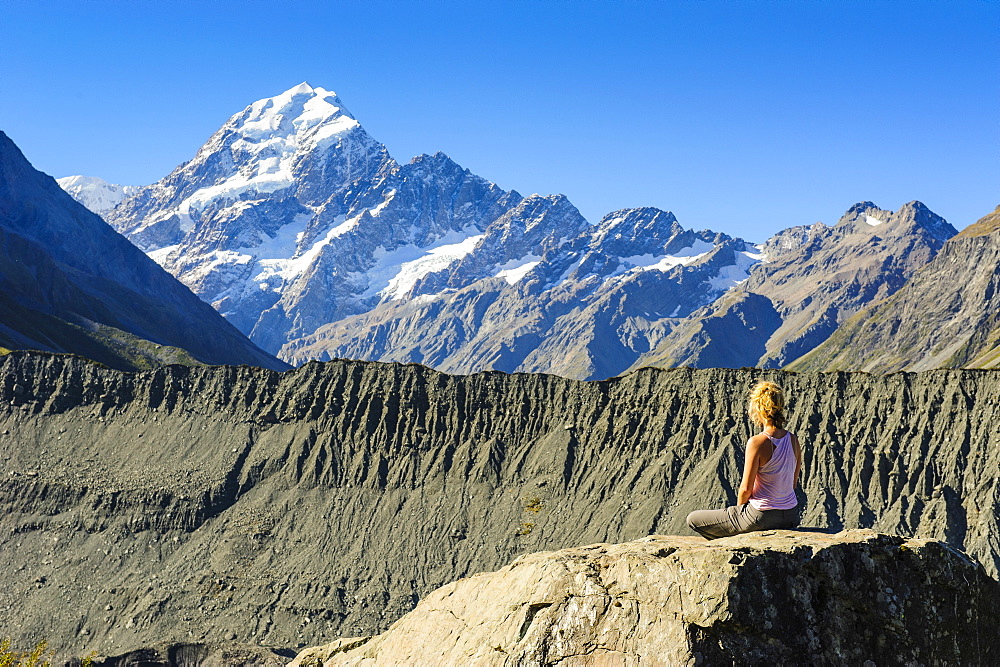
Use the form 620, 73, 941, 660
790, 204, 1000, 372
630, 201, 956, 371
105, 84, 532, 355
0, 131, 287, 371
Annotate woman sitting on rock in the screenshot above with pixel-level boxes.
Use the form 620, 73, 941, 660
687, 381, 802, 539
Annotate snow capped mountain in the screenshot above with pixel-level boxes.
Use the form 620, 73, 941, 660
100, 83, 774, 377
281, 206, 764, 379
105, 83, 951, 379
108, 82, 392, 252
57, 175, 139, 214
106, 83, 532, 355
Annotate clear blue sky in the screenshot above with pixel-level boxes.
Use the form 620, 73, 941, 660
2, 0, 997, 242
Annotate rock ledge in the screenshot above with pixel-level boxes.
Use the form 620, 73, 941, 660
293, 529, 999, 665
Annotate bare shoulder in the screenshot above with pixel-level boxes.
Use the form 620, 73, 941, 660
746, 433, 769, 450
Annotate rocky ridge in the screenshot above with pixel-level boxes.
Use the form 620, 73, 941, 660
80, 83, 972, 379
791, 204, 1000, 372
293, 530, 1000, 665
630, 201, 957, 372
284, 206, 761, 380
1, 351, 998, 659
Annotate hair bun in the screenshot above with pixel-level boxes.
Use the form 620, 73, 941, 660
748, 381, 787, 428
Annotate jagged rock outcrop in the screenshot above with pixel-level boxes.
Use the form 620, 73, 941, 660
292, 530, 1000, 665
631, 201, 957, 372
285, 207, 761, 379
2, 352, 998, 660
0, 131, 286, 371
791, 204, 1000, 372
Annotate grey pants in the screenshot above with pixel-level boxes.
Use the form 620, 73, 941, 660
687, 503, 799, 539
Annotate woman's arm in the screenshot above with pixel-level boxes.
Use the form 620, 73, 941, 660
791, 434, 802, 488
738, 436, 764, 505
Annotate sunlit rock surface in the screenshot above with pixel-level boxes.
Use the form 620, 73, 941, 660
293, 530, 999, 666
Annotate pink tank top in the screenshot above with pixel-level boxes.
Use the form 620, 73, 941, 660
748, 431, 798, 510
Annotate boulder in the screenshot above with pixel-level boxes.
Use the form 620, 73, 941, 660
292, 529, 1000, 665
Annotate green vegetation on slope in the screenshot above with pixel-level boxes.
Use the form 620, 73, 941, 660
0, 296, 204, 371
954, 204, 1000, 239
788, 204, 1000, 373
0, 638, 95, 667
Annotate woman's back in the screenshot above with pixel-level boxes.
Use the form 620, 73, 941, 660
749, 430, 798, 511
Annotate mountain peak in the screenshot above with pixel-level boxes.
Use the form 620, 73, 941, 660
895, 200, 956, 242
896, 200, 935, 223
836, 200, 955, 242
239, 83, 357, 137
846, 201, 879, 215
105, 82, 393, 255
165, 83, 380, 217
288, 81, 315, 95
837, 201, 891, 229
57, 174, 110, 189
593, 207, 680, 239
405, 152, 463, 175
56, 175, 140, 214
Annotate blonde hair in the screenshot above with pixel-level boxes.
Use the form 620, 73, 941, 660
748, 381, 787, 429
